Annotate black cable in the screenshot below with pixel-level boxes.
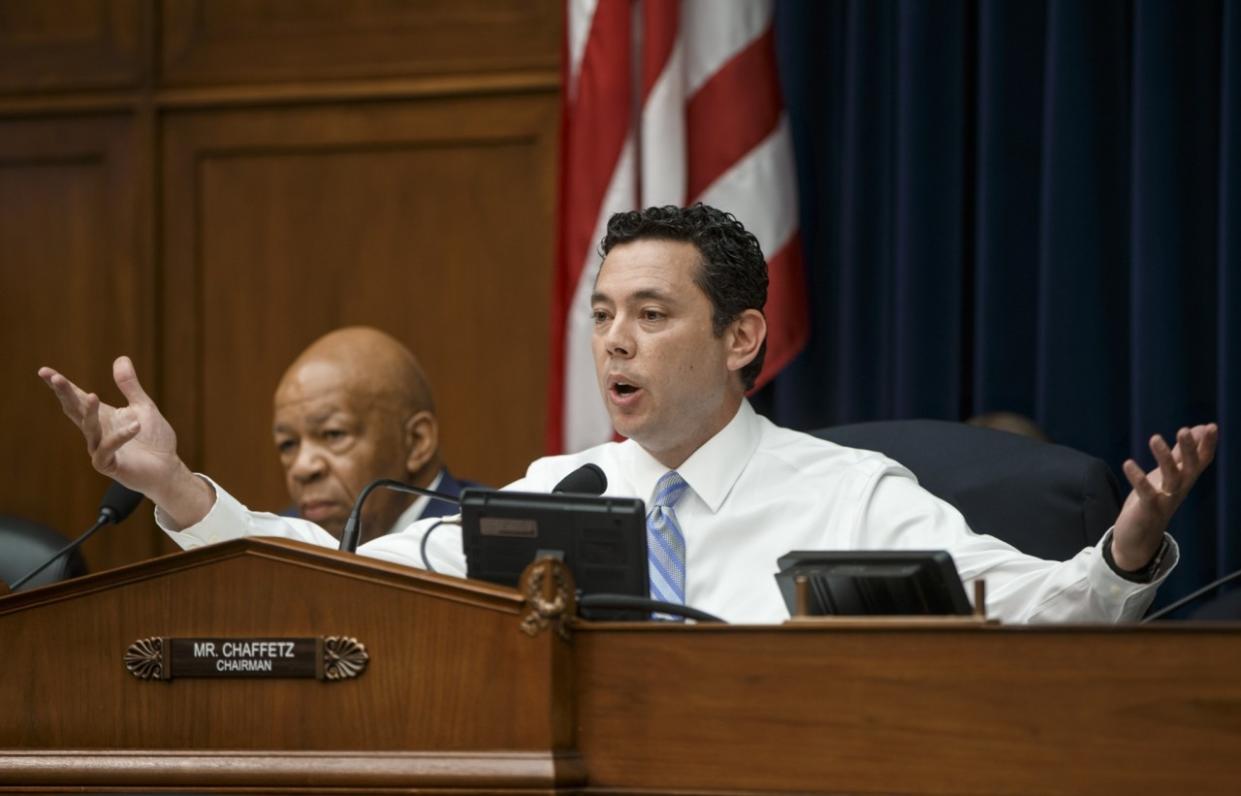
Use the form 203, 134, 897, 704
1142, 567, 1241, 622
340, 478, 458, 553
577, 593, 726, 623
418, 518, 454, 573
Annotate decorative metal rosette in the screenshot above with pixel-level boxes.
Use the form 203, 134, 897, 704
124, 636, 164, 680
322, 635, 368, 680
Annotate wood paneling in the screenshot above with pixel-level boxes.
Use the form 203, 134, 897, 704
161, 0, 559, 87
0, 114, 168, 572
0, 0, 146, 94
0, 0, 560, 578
162, 93, 557, 511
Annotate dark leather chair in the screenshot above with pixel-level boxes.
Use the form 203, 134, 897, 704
812, 420, 1123, 561
0, 515, 86, 590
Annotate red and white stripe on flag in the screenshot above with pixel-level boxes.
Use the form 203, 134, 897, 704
548, 0, 808, 454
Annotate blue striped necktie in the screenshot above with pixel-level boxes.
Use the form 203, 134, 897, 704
647, 470, 690, 607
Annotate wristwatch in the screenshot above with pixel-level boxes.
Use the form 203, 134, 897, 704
1103, 536, 1170, 584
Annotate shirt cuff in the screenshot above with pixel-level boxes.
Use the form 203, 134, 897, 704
1087, 527, 1179, 610
154, 474, 250, 547
1103, 534, 1171, 583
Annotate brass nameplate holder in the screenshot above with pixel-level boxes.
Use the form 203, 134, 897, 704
124, 636, 368, 681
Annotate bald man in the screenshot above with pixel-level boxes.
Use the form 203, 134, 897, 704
272, 327, 475, 545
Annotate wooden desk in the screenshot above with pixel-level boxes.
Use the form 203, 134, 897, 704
2, 538, 1238, 793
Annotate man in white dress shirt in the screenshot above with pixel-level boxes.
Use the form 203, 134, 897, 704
39, 205, 1216, 623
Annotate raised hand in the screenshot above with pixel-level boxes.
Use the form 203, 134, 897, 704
1112, 423, 1219, 572
39, 356, 214, 528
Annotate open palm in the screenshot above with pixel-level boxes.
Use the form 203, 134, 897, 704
39, 356, 180, 495
1113, 423, 1218, 571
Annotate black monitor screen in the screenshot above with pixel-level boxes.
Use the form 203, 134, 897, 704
775, 550, 972, 616
461, 488, 648, 599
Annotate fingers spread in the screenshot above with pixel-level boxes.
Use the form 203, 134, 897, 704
113, 356, 153, 408
1149, 434, 1181, 494
1123, 458, 1160, 502
39, 368, 90, 425
82, 393, 103, 454
91, 417, 141, 474
1195, 423, 1219, 466
1177, 427, 1200, 474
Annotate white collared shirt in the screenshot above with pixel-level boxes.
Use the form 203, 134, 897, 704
160, 401, 1174, 624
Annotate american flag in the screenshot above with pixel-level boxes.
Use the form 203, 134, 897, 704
548, 0, 807, 453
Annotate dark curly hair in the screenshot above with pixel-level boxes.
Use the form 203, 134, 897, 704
600, 204, 768, 391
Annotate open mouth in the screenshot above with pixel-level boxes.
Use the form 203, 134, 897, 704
608, 377, 643, 403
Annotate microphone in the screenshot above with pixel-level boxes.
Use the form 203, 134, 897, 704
552, 463, 607, 495
339, 479, 459, 553
98, 480, 145, 524
9, 481, 144, 591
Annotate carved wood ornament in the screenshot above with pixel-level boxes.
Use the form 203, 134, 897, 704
519, 557, 577, 641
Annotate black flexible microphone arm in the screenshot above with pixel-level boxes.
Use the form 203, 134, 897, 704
10, 482, 144, 591
10, 517, 108, 591
1142, 567, 1241, 622
339, 478, 459, 553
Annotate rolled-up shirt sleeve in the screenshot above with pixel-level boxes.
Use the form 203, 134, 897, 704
853, 467, 1177, 623
155, 474, 338, 550
156, 474, 476, 576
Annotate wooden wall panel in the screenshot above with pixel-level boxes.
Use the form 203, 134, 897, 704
0, 0, 561, 577
161, 93, 558, 514
161, 0, 559, 87
0, 115, 169, 572
0, 0, 146, 94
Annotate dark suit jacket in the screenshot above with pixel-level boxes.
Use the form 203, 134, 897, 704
420, 469, 478, 519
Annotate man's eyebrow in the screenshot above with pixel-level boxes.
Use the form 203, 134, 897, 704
590, 288, 675, 305
283, 407, 349, 429
630, 288, 674, 303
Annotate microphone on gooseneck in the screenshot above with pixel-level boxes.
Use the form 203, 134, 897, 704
9, 481, 145, 591
339, 479, 460, 554
552, 463, 607, 495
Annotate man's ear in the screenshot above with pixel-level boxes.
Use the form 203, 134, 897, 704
404, 410, 439, 477
726, 309, 767, 375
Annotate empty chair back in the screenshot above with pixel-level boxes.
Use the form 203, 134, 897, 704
812, 420, 1122, 561
0, 515, 86, 590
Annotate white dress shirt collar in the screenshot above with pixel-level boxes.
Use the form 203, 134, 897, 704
619, 399, 761, 513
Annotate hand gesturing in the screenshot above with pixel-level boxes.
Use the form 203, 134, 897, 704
1112, 423, 1219, 572
39, 356, 180, 498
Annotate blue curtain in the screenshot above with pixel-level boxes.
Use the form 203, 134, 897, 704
763, 0, 1240, 611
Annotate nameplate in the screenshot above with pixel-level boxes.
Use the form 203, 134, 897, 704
124, 636, 368, 682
